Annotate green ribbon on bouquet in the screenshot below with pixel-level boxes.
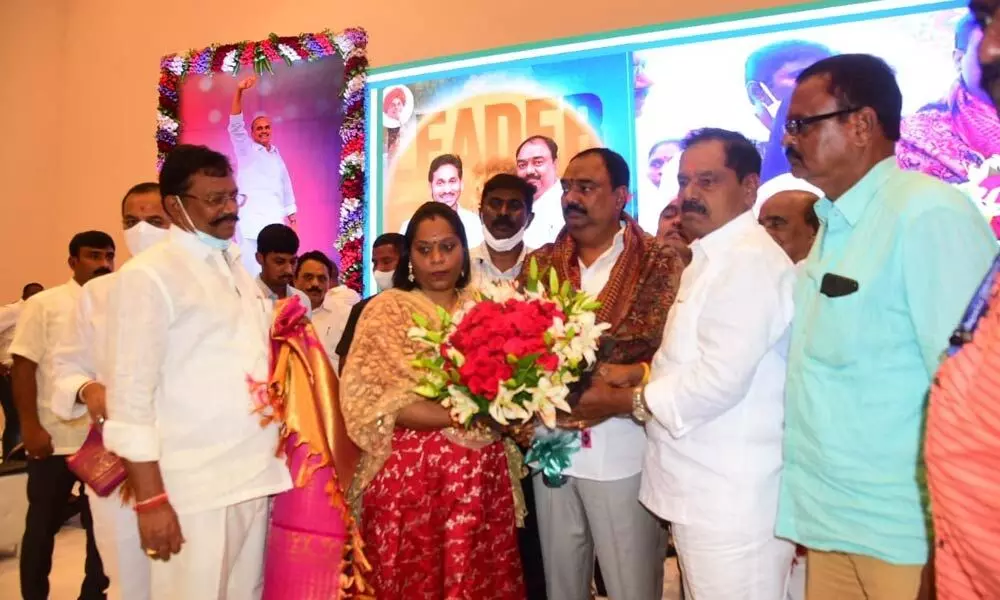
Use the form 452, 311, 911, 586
525, 430, 580, 488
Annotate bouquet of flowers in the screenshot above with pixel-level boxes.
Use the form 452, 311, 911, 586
408, 258, 610, 430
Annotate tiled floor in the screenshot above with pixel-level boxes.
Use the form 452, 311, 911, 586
0, 524, 681, 599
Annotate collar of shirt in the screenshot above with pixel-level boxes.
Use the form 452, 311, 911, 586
580, 224, 626, 269
256, 276, 291, 301
253, 141, 279, 155
167, 225, 235, 261
814, 157, 898, 229
470, 243, 529, 277
689, 211, 757, 263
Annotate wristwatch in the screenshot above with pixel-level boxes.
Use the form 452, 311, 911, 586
631, 385, 651, 424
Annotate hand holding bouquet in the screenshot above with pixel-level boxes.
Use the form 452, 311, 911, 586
408, 258, 610, 430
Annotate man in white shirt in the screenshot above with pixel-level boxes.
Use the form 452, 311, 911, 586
400, 154, 484, 247
50, 181, 172, 600
609, 128, 798, 598
470, 173, 535, 287
11, 230, 115, 600
102, 145, 292, 599
254, 223, 311, 314
294, 250, 359, 362
517, 136, 564, 249
229, 76, 298, 277
524, 148, 685, 600
758, 189, 820, 267
1, 281, 44, 459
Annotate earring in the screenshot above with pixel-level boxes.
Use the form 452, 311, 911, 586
408, 262, 415, 282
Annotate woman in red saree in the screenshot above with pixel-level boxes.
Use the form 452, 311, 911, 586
340, 202, 526, 600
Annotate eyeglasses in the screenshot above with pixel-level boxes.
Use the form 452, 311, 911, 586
784, 107, 861, 136
182, 192, 247, 208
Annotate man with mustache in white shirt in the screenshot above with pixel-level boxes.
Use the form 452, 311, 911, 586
102, 144, 292, 599
603, 128, 797, 599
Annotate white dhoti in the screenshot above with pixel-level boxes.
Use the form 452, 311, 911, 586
672, 523, 796, 600
87, 486, 150, 600
150, 496, 269, 600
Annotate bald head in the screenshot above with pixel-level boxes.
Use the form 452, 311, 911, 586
758, 189, 819, 263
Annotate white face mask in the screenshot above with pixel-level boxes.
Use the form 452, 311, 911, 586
124, 221, 169, 255
373, 269, 394, 292
175, 197, 231, 251
482, 223, 526, 253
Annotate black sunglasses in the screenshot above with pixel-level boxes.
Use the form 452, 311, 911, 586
784, 107, 861, 136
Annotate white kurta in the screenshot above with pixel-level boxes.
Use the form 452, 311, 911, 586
50, 272, 150, 600
9, 280, 90, 455
469, 243, 529, 287
311, 286, 360, 363
523, 182, 564, 249
0, 299, 25, 367
228, 113, 297, 240
640, 212, 797, 599
102, 227, 291, 599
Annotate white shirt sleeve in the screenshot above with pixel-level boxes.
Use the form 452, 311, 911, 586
279, 157, 297, 215
0, 303, 21, 334
644, 257, 789, 438
8, 297, 46, 365
102, 266, 173, 462
228, 112, 253, 157
50, 291, 96, 420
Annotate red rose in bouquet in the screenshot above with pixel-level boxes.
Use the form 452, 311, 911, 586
410, 269, 608, 429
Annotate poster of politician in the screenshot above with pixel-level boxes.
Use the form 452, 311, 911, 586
174, 56, 345, 275
633, 7, 1000, 235
374, 53, 632, 250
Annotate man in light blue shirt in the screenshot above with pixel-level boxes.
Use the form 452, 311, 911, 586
777, 53, 997, 599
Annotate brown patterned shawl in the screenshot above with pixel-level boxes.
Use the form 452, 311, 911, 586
521, 216, 684, 428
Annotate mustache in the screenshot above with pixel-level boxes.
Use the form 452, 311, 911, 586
210, 214, 239, 226
563, 203, 588, 217
306, 287, 324, 295
785, 146, 803, 162
491, 215, 516, 229
93, 267, 112, 277
681, 199, 708, 215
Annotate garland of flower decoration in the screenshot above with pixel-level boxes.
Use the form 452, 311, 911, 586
155, 28, 369, 293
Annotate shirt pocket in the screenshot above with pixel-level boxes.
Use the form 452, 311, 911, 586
802, 290, 862, 368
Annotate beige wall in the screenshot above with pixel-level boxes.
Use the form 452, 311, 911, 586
0, 0, 806, 295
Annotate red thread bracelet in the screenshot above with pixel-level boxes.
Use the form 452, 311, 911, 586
134, 493, 169, 513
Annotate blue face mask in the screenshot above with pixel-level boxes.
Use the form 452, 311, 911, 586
176, 198, 231, 251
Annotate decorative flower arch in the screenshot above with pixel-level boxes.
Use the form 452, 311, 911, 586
155, 28, 369, 293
